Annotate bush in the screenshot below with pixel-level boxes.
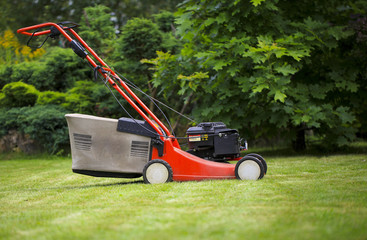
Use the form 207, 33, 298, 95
0, 64, 14, 88
0, 81, 39, 107
62, 81, 96, 114
1, 47, 90, 92
31, 47, 89, 91
0, 105, 69, 154
37, 91, 66, 105
22, 105, 69, 154
0, 108, 21, 137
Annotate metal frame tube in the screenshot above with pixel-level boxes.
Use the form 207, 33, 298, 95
17, 22, 172, 139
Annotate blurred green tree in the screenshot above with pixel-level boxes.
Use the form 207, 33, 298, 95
111, 17, 179, 116
146, 0, 367, 150
78, 5, 116, 58
0, 0, 182, 34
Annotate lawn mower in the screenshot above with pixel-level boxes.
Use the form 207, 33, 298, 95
17, 22, 267, 184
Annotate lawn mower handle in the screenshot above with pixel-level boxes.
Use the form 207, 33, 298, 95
17, 22, 173, 140
17, 22, 74, 41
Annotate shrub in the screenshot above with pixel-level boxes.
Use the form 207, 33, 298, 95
0, 81, 39, 107
37, 91, 66, 105
27, 47, 90, 92
22, 105, 69, 154
8, 62, 34, 85
62, 81, 95, 113
1, 47, 90, 92
0, 108, 21, 137
0, 105, 69, 154
0, 64, 14, 88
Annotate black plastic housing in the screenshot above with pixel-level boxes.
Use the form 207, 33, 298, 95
116, 117, 157, 138
186, 122, 240, 161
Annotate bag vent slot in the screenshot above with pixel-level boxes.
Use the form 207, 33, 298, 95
73, 133, 92, 151
130, 141, 149, 159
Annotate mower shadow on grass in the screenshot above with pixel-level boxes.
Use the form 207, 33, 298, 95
45, 179, 145, 191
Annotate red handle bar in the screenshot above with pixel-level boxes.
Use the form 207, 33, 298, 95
17, 22, 173, 140
17, 22, 73, 41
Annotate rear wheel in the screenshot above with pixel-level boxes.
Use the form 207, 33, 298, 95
143, 159, 173, 184
245, 153, 267, 174
235, 156, 265, 180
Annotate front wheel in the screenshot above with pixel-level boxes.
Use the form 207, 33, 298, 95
235, 156, 265, 180
143, 159, 173, 184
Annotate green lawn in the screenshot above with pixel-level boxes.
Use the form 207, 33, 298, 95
0, 153, 366, 240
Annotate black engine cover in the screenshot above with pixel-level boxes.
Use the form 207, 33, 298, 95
186, 122, 240, 161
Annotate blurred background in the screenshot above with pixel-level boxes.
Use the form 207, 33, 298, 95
0, 0, 367, 155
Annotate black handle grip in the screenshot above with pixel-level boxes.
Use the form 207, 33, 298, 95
70, 40, 88, 58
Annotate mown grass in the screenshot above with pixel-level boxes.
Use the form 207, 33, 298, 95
0, 152, 366, 240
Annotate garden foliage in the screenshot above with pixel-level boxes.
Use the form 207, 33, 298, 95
1, 1, 367, 154
0, 29, 45, 64
0, 5, 179, 154
0, 82, 39, 108
0, 106, 69, 154
145, 0, 367, 150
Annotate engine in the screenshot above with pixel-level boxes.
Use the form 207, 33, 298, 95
186, 122, 242, 161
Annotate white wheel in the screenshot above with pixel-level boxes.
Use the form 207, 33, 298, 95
235, 156, 264, 180
143, 160, 173, 184
245, 153, 267, 174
